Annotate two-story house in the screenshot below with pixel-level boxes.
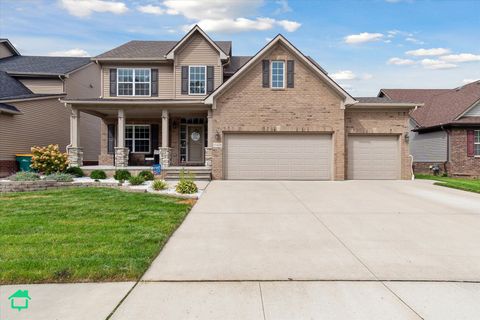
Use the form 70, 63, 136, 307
63, 26, 418, 180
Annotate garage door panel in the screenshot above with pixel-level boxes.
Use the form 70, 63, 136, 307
348, 136, 399, 180
225, 134, 332, 180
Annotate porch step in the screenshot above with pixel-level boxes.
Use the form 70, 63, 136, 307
163, 167, 212, 181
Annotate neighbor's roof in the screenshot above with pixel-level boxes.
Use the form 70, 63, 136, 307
354, 96, 410, 104
0, 71, 32, 99
380, 81, 480, 129
0, 102, 22, 114
95, 40, 232, 60
0, 38, 20, 56
0, 56, 91, 76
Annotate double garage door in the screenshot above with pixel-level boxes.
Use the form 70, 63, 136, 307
223, 133, 400, 180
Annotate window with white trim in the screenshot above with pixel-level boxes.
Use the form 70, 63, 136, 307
117, 68, 151, 96
125, 125, 150, 153
189, 66, 206, 95
475, 130, 480, 156
271, 60, 285, 89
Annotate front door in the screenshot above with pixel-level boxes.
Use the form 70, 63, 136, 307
187, 125, 204, 163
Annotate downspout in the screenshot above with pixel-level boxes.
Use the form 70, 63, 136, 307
441, 125, 449, 175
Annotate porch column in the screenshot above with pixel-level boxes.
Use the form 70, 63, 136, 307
205, 108, 213, 167
114, 109, 129, 167
67, 106, 83, 167
159, 109, 171, 168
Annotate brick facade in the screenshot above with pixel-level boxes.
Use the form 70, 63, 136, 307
0, 160, 17, 178
448, 128, 480, 177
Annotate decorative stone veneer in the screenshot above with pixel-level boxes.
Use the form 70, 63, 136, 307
448, 128, 480, 177
159, 147, 172, 168
67, 147, 84, 167
114, 147, 129, 167
345, 109, 412, 180
0, 180, 120, 193
212, 43, 346, 180
204, 147, 213, 167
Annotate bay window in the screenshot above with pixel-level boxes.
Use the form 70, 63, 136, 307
118, 68, 151, 96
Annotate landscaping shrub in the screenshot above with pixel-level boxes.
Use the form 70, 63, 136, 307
138, 170, 154, 181
65, 166, 84, 177
9, 172, 40, 181
30, 144, 69, 174
90, 170, 107, 180
152, 179, 168, 191
128, 175, 145, 186
45, 173, 74, 182
114, 169, 131, 181
175, 170, 198, 194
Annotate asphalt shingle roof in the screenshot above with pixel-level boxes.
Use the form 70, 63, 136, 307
0, 56, 91, 76
0, 71, 32, 99
95, 40, 232, 59
0, 103, 21, 114
354, 96, 410, 104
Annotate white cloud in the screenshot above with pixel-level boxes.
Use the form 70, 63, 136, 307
274, 0, 292, 14
185, 17, 276, 33
440, 53, 480, 63
406, 48, 450, 56
421, 59, 457, 70
276, 20, 301, 32
463, 78, 480, 84
330, 70, 357, 80
344, 32, 384, 44
362, 73, 373, 80
405, 37, 424, 45
60, 0, 128, 17
387, 57, 416, 65
48, 48, 90, 57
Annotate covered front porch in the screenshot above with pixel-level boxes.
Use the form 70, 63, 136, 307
65, 100, 214, 175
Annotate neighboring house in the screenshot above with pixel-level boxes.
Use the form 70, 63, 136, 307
63, 25, 417, 180
0, 39, 101, 177
380, 80, 480, 177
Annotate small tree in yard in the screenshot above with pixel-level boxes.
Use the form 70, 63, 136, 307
30, 144, 69, 174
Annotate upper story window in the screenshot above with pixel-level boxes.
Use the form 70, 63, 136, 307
189, 66, 206, 95
475, 130, 480, 156
117, 68, 151, 96
271, 61, 285, 89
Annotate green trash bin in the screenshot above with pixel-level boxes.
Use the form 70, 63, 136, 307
15, 154, 33, 172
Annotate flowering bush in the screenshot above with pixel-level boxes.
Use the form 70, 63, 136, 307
30, 144, 69, 174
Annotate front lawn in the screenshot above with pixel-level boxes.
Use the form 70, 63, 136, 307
0, 188, 193, 284
415, 174, 480, 194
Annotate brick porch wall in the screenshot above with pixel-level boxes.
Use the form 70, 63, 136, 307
449, 128, 480, 177
413, 162, 448, 175
0, 160, 17, 178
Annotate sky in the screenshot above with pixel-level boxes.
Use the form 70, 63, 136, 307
0, 0, 479, 96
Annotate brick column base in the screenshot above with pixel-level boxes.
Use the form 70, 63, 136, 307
159, 147, 171, 168
114, 147, 129, 167
204, 147, 212, 167
67, 147, 83, 167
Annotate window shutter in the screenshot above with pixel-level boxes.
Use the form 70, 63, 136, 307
262, 60, 269, 88
151, 69, 158, 96
467, 130, 475, 157
151, 124, 159, 152
287, 60, 294, 88
107, 124, 116, 154
109, 69, 117, 96
207, 66, 214, 94
181, 66, 189, 94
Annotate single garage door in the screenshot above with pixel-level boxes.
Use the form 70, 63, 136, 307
224, 133, 332, 180
348, 135, 399, 180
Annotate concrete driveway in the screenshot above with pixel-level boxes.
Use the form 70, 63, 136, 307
111, 180, 480, 320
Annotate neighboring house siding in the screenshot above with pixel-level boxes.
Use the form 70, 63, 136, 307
0, 43, 13, 59
409, 119, 448, 162
19, 78, 64, 94
212, 43, 345, 180
174, 33, 222, 99
102, 63, 173, 99
345, 110, 412, 180
463, 101, 480, 116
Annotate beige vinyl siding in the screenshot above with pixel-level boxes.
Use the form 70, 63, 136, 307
174, 33, 221, 99
65, 62, 101, 98
102, 63, 173, 99
0, 43, 14, 59
19, 78, 64, 94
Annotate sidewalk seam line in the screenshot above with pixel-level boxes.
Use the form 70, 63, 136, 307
258, 282, 267, 320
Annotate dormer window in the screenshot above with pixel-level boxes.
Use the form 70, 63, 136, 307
189, 66, 206, 95
271, 61, 285, 89
117, 68, 151, 96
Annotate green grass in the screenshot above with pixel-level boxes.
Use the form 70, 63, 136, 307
0, 188, 193, 284
415, 174, 480, 194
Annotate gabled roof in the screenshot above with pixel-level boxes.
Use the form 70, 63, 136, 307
224, 56, 252, 75
0, 56, 91, 76
206, 34, 356, 105
165, 25, 229, 60
0, 103, 22, 114
381, 81, 480, 129
0, 71, 32, 99
0, 39, 20, 56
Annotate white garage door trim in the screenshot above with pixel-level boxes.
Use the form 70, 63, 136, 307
224, 133, 333, 180
348, 135, 400, 180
